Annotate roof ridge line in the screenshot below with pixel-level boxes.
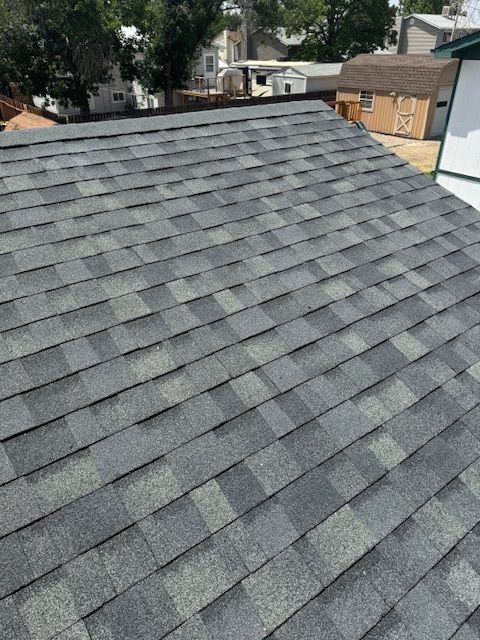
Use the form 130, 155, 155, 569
0, 100, 331, 150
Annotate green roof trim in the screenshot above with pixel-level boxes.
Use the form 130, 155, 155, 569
434, 30, 480, 59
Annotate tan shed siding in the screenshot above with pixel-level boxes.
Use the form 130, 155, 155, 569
337, 89, 431, 139
398, 22, 438, 54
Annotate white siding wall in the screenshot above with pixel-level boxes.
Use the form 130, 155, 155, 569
33, 76, 131, 115
437, 173, 480, 210
195, 48, 219, 79
437, 60, 480, 210
271, 72, 306, 96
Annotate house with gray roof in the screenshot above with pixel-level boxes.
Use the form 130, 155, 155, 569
242, 27, 306, 61
396, 13, 480, 54
0, 99, 480, 640
271, 63, 342, 98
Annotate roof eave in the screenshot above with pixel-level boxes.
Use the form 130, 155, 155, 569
434, 30, 480, 58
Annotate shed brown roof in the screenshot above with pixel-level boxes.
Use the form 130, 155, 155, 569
338, 54, 457, 95
3, 111, 57, 131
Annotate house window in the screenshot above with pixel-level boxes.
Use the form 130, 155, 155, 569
256, 74, 267, 86
205, 55, 215, 73
112, 91, 125, 102
442, 31, 452, 42
436, 100, 448, 107
284, 82, 292, 94
359, 90, 374, 111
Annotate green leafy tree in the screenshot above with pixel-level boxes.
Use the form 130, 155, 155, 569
282, 0, 396, 62
210, 10, 243, 34
226, 0, 395, 62
123, 0, 223, 106
0, 0, 123, 114
399, 0, 445, 15
0, 2, 46, 95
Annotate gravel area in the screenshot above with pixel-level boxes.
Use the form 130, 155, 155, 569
370, 132, 440, 174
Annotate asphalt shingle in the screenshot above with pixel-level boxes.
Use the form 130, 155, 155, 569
0, 99, 479, 639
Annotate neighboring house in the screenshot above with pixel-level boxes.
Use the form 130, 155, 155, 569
337, 54, 458, 139
434, 31, 480, 209
33, 45, 221, 116
2, 99, 480, 640
395, 13, 480, 54
271, 63, 342, 98
213, 29, 242, 65
245, 27, 305, 61
32, 65, 147, 116
230, 60, 314, 97
194, 44, 222, 81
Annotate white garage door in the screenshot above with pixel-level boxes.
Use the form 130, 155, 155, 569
431, 85, 453, 137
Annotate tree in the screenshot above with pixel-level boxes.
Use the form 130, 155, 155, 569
399, 0, 445, 14
0, 1, 46, 95
225, 0, 396, 62
210, 10, 243, 34
281, 0, 396, 62
123, 0, 223, 106
0, 0, 123, 114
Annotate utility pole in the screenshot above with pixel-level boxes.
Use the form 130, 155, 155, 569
451, 0, 463, 40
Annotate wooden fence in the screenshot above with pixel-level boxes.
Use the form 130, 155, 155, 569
61, 91, 347, 123
0, 90, 361, 126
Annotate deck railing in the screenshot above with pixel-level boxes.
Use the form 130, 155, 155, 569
327, 100, 362, 122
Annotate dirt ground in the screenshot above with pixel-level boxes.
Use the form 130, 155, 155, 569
370, 132, 441, 174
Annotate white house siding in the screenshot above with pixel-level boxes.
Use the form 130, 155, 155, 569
398, 21, 438, 54
33, 80, 131, 116
436, 60, 480, 210
195, 48, 219, 80
272, 74, 305, 96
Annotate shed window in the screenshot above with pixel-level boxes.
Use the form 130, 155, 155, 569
205, 55, 215, 73
442, 31, 452, 42
256, 74, 267, 86
112, 91, 125, 102
359, 90, 374, 111
284, 82, 292, 94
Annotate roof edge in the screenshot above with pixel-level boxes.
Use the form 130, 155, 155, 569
0, 99, 331, 149
434, 29, 480, 58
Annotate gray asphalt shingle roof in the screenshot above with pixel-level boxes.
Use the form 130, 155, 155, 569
0, 99, 480, 639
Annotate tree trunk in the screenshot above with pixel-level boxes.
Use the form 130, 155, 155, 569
73, 76, 91, 117
79, 93, 91, 117
164, 61, 174, 107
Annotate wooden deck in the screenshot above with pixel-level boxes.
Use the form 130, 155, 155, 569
175, 89, 230, 105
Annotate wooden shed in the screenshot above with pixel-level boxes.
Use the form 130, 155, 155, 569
337, 54, 458, 139
271, 63, 342, 98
